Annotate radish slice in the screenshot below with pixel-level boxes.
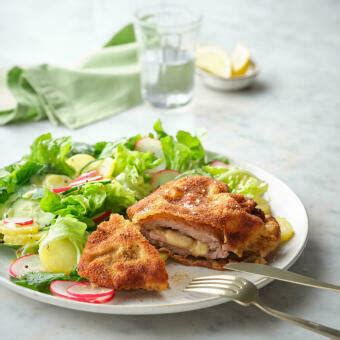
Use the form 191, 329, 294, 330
9, 254, 43, 278
52, 175, 103, 193
135, 137, 163, 158
135, 137, 166, 172
4, 217, 33, 226
209, 160, 230, 168
92, 210, 111, 224
73, 170, 99, 182
70, 175, 103, 187
52, 186, 71, 194
89, 294, 114, 304
50, 280, 89, 302
67, 282, 114, 299
50, 281, 114, 304
151, 170, 179, 189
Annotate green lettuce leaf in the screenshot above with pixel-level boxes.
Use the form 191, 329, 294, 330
96, 135, 142, 159
40, 181, 136, 224
124, 134, 142, 150
11, 270, 84, 293
93, 141, 108, 158
153, 120, 206, 172
81, 183, 106, 212
112, 144, 161, 198
204, 165, 268, 199
0, 161, 44, 204
0, 133, 77, 205
176, 130, 205, 163
39, 216, 87, 261
104, 181, 136, 211
153, 119, 168, 139
28, 133, 75, 176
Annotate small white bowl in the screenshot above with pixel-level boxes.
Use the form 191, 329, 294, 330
197, 61, 260, 91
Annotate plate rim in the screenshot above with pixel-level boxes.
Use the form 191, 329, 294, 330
0, 155, 309, 315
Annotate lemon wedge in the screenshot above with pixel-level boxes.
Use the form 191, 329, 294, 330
196, 46, 231, 78
276, 217, 295, 243
231, 43, 251, 77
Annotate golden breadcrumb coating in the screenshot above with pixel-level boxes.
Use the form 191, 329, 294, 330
78, 214, 168, 291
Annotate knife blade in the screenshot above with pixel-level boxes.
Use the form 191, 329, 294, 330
225, 263, 340, 292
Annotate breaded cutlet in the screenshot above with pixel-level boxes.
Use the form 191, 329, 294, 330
78, 214, 168, 291
127, 176, 280, 269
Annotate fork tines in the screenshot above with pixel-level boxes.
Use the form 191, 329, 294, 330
184, 275, 243, 295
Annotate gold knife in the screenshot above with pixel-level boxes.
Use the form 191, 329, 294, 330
225, 263, 340, 292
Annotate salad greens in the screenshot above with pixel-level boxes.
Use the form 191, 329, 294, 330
11, 270, 84, 293
40, 181, 136, 225
204, 166, 268, 200
39, 216, 87, 262
112, 144, 161, 199
0, 133, 75, 204
0, 161, 44, 204
154, 120, 206, 172
28, 133, 76, 176
0, 120, 270, 293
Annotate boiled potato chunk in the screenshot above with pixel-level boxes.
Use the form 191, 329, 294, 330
66, 154, 95, 174
39, 239, 77, 274
0, 222, 39, 236
43, 174, 71, 189
255, 197, 271, 215
4, 232, 42, 245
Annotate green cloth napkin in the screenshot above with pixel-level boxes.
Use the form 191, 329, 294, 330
0, 24, 141, 129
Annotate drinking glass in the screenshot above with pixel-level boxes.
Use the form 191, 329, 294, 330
134, 5, 201, 108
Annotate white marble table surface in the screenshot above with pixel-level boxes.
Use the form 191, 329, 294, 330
0, 0, 339, 339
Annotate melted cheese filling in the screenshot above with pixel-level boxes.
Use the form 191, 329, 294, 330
154, 228, 209, 257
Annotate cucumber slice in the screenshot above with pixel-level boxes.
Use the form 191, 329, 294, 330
6, 199, 54, 227
97, 180, 111, 185
66, 154, 95, 174
80, 159, 103, 174
7, 199, 38, 219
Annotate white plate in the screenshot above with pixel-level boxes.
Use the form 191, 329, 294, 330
0, 157, 308, 315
